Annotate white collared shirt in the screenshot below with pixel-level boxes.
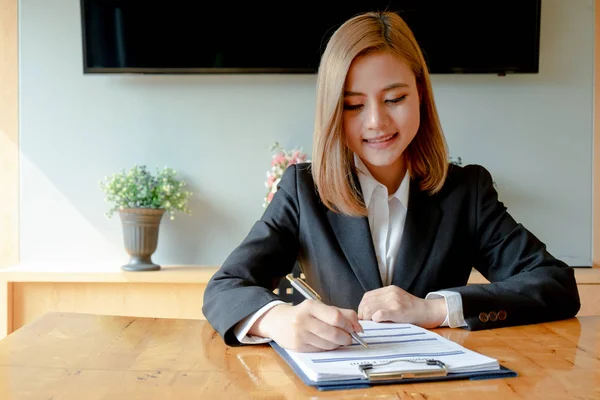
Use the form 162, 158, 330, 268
355, 156, 409, 287
354, 155, 466, 329
233, 158, 466, 344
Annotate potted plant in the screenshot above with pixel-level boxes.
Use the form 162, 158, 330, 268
100, 165, 192, 271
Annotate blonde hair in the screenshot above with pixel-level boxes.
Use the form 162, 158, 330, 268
312, 11, 449, 216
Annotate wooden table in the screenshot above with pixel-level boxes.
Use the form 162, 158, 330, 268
0, 313, 598, 399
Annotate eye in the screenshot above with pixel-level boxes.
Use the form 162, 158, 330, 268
385, 95, 407, 104
343, 104, 363, 111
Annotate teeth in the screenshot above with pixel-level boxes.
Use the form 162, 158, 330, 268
366, 134, 395, 143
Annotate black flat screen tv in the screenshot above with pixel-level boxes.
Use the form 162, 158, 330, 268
80, 1, 542, 75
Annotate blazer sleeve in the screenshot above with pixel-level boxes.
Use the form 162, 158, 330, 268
448, 165, 581, 330
202, 165, 301, 345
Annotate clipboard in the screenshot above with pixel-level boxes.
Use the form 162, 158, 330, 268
270, 342, 517, 391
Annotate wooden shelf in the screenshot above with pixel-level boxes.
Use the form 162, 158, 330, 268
0, 263, 220, 283
1, 264, 597, 340
2, 263, 598, 284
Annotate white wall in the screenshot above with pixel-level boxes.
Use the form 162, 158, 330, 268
19, 0, 594, 268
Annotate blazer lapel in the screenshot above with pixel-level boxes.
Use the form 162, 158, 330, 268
326, 211, 383, 292
391, 180, 442, 291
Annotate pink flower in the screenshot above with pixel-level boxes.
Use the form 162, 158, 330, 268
288, 150, 308, 166
264, 143, 310, 208
290, 150, 308, 165
272, 152, 286, 167
266, 174, 277, 188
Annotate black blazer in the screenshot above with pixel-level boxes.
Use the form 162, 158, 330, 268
203, 163, 581, 346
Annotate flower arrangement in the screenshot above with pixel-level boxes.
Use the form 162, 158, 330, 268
449, 156, 463, 166
100, 165, 192, 220
264, 142, 310, 208
262, 150, 469, 208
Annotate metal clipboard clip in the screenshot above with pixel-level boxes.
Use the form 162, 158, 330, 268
358, 358, 448, 381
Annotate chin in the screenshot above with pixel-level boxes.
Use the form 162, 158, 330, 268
363, 153, 404, 168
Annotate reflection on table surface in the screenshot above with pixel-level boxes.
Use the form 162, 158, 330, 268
0, 312, 597, 400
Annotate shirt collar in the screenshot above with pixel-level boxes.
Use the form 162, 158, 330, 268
354, 154, 410, 209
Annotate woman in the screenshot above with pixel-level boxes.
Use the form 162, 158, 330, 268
202, 11, 580, 352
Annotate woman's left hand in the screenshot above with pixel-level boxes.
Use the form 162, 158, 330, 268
357, 285, 447, 328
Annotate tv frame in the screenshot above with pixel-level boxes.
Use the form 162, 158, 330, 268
79, 0, 542, 75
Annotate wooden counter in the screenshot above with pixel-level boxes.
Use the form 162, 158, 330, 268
1, 264, 598, 340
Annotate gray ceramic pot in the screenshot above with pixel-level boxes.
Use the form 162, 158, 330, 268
119, 208, 165, 271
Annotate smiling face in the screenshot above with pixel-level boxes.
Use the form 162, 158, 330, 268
342, 50, 420, 187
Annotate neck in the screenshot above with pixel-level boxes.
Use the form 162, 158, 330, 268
364, 157, 407, 194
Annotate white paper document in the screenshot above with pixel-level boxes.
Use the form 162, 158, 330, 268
283, 321, 499, 382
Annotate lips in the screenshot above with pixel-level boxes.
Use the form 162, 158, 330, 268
363, 132, 398, 143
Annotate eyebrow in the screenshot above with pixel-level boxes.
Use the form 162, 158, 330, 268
344, 83, 410, 97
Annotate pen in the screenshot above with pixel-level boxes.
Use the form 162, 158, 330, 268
285, 274, 369, 348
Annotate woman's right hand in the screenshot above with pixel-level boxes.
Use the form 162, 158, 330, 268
249, 300, 363, 352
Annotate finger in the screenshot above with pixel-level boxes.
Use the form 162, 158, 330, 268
358, 294, 373, 320
357, 298, 364, 320
358, 300, 370, 320
372, 309, 387, 323
304, 315, 353, 348
360, 299, 382, 321
358, 288, 384, 317
339, 309, 363, 333
359, 288, 396, 320
359, 288, 383, 309
304, 330, 347, 351
310, 302, 356, 333
372, 308, 402, 323
361, 297, 396, 321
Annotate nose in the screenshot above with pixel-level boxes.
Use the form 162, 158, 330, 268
364, 103, 391, 131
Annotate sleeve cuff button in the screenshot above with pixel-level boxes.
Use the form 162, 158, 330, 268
498, 310, 507, 320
